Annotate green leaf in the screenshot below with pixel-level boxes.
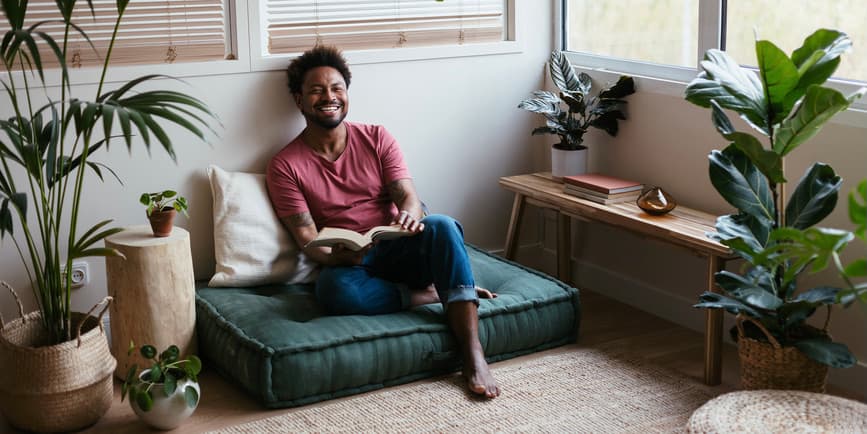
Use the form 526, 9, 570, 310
722, 131, 784, 184
186, 355, 202, 375
711, 213, 770, 259
755, 40, 799, 120
729, 286, 783, 310
793, 338, 856, 368
589, 110, 625, 136
849, 180, 867, 240
597, 76, 635, 100
164, 372, 177, 396
184, 385, 199, 408
685, 49, 769, 135
773, 86, 854, 156
708, 146, 775, 224
549, 51, 584, 94
518, 93, 561, 115
792, 286, 845, 305
141, 345, 157, 359
785, 163, 841, 229
694, 291, 763, 317
790, 29, 851, 104
136, 390, 154, 412
844, 259, 867, 278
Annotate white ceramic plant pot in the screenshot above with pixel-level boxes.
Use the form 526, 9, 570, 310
130, 370, 200, 430
551, 146, 588, 179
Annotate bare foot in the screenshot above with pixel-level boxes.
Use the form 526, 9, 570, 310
475, 286, 497, 299
464, 346, 500, 398
409, 284, 440, 307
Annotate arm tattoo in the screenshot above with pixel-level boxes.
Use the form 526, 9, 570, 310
287, 212, 314, 228
388, 180, 408, 204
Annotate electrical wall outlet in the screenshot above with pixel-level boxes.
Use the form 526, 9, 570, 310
60, 261, 89, 289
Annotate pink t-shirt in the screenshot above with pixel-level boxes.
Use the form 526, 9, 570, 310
266, 122, 411, 233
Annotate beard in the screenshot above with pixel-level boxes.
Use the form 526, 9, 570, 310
310, 112, 346, 129
302, 104, 347, 130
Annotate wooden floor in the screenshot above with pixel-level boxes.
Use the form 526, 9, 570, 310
1, 288, 744, 433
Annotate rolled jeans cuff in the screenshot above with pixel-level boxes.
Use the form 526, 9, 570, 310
445, 285, 479, 307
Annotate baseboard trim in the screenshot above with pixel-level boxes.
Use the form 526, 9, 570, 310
509, 243, 867, 401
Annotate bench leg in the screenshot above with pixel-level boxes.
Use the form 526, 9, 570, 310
703, 255, 724, 385
557, 213, 571, 283
504, 194, 525, 260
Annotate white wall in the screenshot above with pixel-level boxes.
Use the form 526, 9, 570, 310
0, 4, 554, 321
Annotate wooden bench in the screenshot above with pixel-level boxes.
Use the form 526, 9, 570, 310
499, 172, 735, 385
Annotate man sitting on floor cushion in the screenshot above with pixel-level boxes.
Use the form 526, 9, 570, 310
265, 45, 500, 399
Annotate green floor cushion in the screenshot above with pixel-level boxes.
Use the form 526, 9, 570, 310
195, 244, 580, 408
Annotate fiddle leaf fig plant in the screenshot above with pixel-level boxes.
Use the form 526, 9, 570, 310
687, 28, 865, 368
121, 343, 202, 412
518, 51, 635, 150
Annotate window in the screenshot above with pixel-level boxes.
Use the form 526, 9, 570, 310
561, 0, 867, 86
8, 0, 229, 68
725, 0, 867, 83
564, 0, 699, 68
259, 0, 506, 56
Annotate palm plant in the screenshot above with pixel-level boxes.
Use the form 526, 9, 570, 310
0, 0, 215, 345
686, 28, 865, 368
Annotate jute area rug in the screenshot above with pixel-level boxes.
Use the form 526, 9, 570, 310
209, 346, 727, 433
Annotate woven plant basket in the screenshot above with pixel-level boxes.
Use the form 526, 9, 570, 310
0, 284, 116, 433
736, 314, 828, 393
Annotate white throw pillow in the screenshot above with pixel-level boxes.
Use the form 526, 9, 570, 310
207, 165, 318, 287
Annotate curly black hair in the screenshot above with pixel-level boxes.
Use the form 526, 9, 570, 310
286, 45, 352, 95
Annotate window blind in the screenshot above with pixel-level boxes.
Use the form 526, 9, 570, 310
264, 0, 505, 55
11, 0, 227, 68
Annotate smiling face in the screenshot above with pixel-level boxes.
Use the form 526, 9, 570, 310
295, 66, 348, 130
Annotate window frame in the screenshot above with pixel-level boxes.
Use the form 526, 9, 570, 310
1, 0, 249, 89
557, 0, 867, 118
247, 0, 522, 72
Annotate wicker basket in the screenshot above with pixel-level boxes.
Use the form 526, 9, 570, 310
0, 283, 116, 433
736, 314, 828, 393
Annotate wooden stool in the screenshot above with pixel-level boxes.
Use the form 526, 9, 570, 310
104, 225, 197, 379
687, 390, 867, 433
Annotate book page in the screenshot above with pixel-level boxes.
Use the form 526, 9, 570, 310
305, 227, 369, 251
364, 225, 413, 242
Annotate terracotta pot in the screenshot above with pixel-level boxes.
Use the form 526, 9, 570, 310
147, 208, 176, 237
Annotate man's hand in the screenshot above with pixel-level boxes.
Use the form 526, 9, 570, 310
393, 210, 424, 233
330, 243, 370, 266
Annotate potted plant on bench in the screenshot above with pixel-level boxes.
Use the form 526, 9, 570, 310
518, 51, 635, 178
686, 28, 865, 391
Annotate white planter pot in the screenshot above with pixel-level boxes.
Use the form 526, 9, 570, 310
130, 370, 200, 430
551, 146, 588, 179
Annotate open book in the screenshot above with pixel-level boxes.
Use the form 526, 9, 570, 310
304, 225, 414, 251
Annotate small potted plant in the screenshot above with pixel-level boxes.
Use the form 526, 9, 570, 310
518, 50, 635, 178
122, 342, 202, 430
140, 190, 189, 237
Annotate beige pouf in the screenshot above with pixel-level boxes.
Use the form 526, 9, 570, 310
687, 390, 867, 433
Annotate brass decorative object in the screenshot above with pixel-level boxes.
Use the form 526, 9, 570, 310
637, 187, 676, 215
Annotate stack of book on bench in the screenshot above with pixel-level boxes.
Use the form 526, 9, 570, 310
562, 173, 644, 204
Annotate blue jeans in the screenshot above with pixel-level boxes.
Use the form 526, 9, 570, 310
314, 214, 477, 315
